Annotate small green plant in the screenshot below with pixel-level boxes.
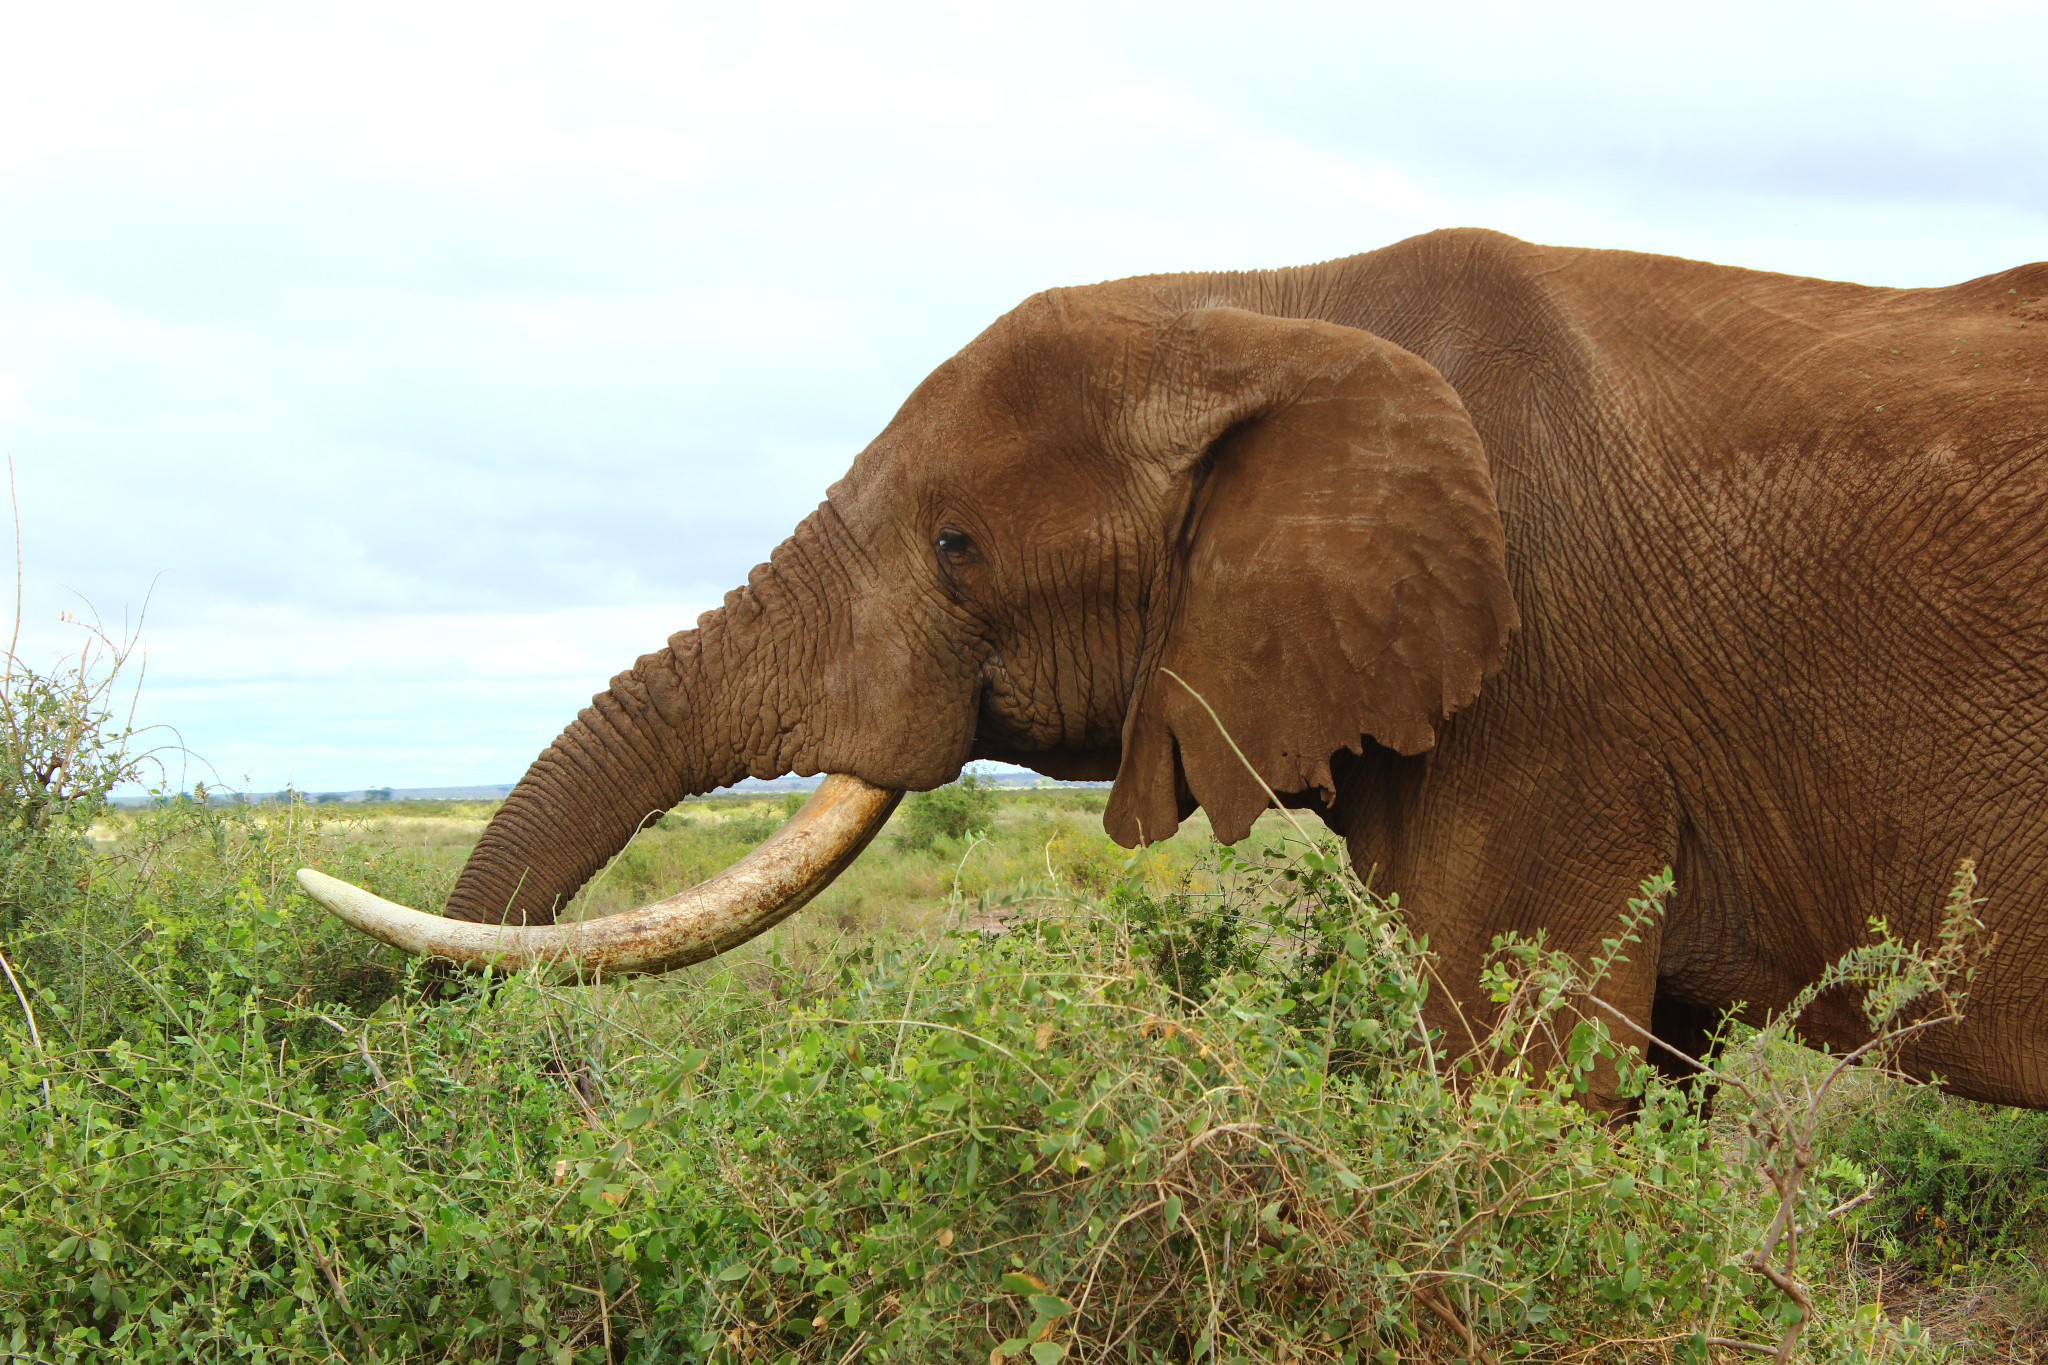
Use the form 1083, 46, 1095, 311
1837, 1090, 2048, 1277
0, 607, 152, 938
719, 808, 781, 844
896, 771, 998, 851
1125, 881, 1257, 1006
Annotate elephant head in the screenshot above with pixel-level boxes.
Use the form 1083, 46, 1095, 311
301, 278, 1519, 976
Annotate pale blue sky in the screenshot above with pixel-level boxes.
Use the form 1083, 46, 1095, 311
3, 0, 2043, 792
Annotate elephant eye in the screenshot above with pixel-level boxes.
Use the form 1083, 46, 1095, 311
935, 529, 974, 561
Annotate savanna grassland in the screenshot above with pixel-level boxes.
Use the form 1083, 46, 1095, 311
8, 652, 2048, 1362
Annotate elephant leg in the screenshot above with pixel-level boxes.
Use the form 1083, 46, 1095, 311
1332, 731, 1681, 1110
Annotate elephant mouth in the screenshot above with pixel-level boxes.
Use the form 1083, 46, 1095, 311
294, 774, 903, 979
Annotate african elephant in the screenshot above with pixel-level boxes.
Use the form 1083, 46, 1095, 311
301, 228, 2048, 1108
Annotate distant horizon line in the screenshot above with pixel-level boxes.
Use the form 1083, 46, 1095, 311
105, 768, 1108, 808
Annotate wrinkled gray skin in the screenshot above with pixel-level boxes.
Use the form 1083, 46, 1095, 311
443, 228, 2048, 1108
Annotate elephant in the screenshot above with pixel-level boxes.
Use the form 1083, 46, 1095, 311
301, 227, 2048, 1109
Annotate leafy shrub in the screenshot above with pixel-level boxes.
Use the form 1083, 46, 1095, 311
0, 625, 1991, 1361
722, 811, 781, 845
0, 808, 1972, 1363
895, 773, 997, 852
1119, 882, 1260, 1008
0, 619, 151, 937
1833, 1090, 2048, 1274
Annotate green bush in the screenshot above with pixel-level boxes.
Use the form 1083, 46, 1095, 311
1117, 883, 1259, 1009
895, 773, 998, 852
0, 623, 1995, 1361
1832, 1089, 2048, 1275
0, 814, 1967, 1363
0, 627, 150, 939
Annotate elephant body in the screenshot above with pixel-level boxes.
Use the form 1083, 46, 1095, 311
1276, 234, 2048, 1105
441, 229, 2048, 1107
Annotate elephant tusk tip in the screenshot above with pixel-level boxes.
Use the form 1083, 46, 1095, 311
296, 866, 393, 912
293, 867, 440, 954
295, 866, 334, 902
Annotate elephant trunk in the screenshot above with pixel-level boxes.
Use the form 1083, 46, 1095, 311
297, 547, 906, 976
444, 633, 721, 926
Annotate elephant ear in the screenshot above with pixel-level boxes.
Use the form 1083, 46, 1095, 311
1104, 308, 1517, 847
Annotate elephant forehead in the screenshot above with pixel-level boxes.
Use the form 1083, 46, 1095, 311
824, 288, 1186, 537
845, 393, 1157, 511
840, 430, 1146, 541
911, 294, 1158, 431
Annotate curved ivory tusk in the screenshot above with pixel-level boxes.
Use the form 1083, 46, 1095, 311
296, 774, 903, 979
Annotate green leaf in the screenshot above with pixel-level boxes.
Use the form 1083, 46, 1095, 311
717, 1262, 751, 1281
1030, 1344, 1066, 1364
620, 1105, 653, 1130
1028, 1293, 1072, 1318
